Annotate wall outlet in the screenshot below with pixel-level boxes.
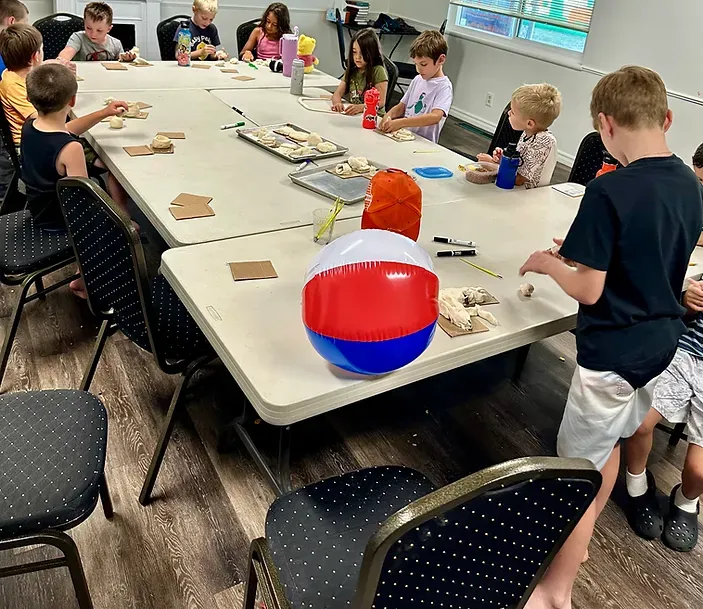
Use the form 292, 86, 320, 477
485, 92, 494, 107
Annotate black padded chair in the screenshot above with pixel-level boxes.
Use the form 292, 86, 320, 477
237, 18, 260, 58
243, 457, 601, 609
568, 131, 607, 186
156, 14, 190, 61
335, 9, 347, 73
33, 13, 83, 60
383, 55, 398, 111
0, 103, 24, 215
0, 390, 112, 609
488, 101, 523, 155
56, 177, 215, 505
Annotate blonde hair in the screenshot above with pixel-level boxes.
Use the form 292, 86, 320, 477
409, 30, 447, 62
512, 83, 562, 130
193, 0, 217, 14
590, 66, 668, 130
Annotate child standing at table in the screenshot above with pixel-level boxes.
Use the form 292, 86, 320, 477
379, 30, 452, 144
519, 66, 702, 609
331, 28, 387, 116
179, 0, 227, 61
478, 83, 561, 189
240, 2, 291, 62
57, 2, 135, 62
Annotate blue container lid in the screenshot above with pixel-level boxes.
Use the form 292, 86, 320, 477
413, 166, 454, 179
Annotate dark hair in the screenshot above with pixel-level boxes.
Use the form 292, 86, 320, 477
344, 28, 384, 99
259, 2, 291, 40
84, 1, 113, 26
0, 22, 40, 71
410, 30, 447, 62
694, 144, 703, 169
27, 63, 77, 114
0, 0, 28, 24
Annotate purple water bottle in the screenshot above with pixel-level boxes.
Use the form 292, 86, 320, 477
496, 143, 522, 190
281, 26, 299, 77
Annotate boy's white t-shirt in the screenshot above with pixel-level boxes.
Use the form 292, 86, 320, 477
400, 74, 453, 143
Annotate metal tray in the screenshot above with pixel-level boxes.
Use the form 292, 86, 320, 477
289, 160, 387, 205
237, 123, 348, 163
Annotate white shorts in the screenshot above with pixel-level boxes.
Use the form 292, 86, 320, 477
557, 366, 658, 470
652, 349, 703, 447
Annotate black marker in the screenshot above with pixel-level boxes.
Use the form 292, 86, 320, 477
436, 250, 477, 258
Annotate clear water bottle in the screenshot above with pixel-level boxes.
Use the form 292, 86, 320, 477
290, 58, 304, 96
176, 21, 191, 67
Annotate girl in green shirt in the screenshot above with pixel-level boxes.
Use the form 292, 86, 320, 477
332, 28, 388, 116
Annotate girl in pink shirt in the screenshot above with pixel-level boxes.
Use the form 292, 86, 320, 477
240, 3, 291, 61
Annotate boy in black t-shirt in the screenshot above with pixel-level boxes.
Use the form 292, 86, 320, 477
519, 66, 702, 609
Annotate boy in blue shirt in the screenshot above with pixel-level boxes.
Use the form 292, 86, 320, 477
0, 0, 29, 77
520, 66, 702, 608
176, 0, 227, 61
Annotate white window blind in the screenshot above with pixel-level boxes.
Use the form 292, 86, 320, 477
449, 0, 594, 33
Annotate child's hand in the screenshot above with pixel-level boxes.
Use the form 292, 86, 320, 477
380, 116, 398, 133
343, 104, 364, 116
204, 44, 217, 56
493, 147, 503, 163
331, 96, 345, 112
242, 50, 254, 62
476, 153, 494, 163
119, 51, 136, 62
44, 58, 77, 74
685, 280, 703, 312
520, 250, 558, 276
104, 100, 128, 117
216, 49, 229, 60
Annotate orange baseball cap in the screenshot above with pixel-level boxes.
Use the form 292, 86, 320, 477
361, 169, 423, 241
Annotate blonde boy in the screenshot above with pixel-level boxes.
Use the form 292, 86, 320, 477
57, 2, 135, 62
478, 83, 561, 188
380, 30, 452, 144
181, 0, 227, 61
519, 66, 702, 609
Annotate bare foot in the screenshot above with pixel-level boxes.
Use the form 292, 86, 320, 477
69, 278, 88, 300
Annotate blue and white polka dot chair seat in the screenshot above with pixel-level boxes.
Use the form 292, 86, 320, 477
0, 390, 107, 539
0, 211, 73, 275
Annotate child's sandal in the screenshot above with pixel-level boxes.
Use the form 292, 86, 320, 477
627, 470, 663, 540
662, 484, 699, 553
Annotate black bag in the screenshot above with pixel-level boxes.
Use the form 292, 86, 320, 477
373, 13, 419, 35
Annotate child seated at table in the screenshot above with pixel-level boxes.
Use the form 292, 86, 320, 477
240, 2, 291, 62
332, 28, 388, 116
179, 0, 227, 61
57, 2, 135, 62
0, 0, 28, 78
379, 30, 453, 144
478, 83, 561, 189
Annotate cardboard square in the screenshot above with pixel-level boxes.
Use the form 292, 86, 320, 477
76, 76, 84, 81
229, 261, 278, 281
150, 144, 175, 154
220, 68, 239, 73
123, 145, 154, 157
136, 102, 152, 110
438, 315, 489, 338
171, 193, 213, 207
102, 62, 128, 71
157, 131, 185, 139
131, 111, 149, 120
169, 203, 215, 220
233, 75, 255, 82
191, 63, 212, 69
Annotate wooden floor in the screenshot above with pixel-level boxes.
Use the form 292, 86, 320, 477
0, 134, 698, 609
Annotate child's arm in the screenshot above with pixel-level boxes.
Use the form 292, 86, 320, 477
380, 108, 444, 133
66, 100, 128, 136
379, 102, 406, 131
240, 27, 261, 61
57, 140, 89, 178
331, 81, 347, 112
58, 46, 77, 62
118, 42, 136, 62
58, 32, 82, 62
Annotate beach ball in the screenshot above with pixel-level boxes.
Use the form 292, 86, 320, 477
302, 229, 439, 375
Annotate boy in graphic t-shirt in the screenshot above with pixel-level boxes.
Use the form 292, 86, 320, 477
380, 30, 452, 144
177, 0, 227, 61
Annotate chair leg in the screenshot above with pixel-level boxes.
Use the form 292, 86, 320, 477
0, 272, 36, 390
34, 276, 45, 300
669, 422, 688, 447
243, 547, 260, 609
81, 319, 111, 392
43, 531, 94, 609
138, 355, 210, 505
100, 473, 114, 519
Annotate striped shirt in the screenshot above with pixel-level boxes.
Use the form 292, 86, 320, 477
680, 315, 703, 358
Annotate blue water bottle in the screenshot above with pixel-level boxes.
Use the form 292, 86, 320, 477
496, 143, 522, 190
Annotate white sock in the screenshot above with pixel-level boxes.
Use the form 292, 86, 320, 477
626, 469, 648, 497
675, 486, 699, 514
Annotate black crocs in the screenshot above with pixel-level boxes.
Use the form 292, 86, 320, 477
627, 470, 663, 540
663, 485, 699, 552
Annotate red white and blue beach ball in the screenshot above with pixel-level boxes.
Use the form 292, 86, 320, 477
302, 229, 439, 375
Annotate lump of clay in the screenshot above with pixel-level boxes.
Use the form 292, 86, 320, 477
335, 162, 353, 176
260, 134, 279, 148
252, 127, 271, 139
290, 146, 314, 157
307, 132, 323, 147
215, 61, 225, 67
316, 141, 337, 154
103, 96, 116, 105
288, 130, 310, 142
468, 304, 498, 326
393, 128, 415, 141
439, 289, 473, 331
124, 103, 141, 118
279, 142, 297, 150
130, 46, 140, 57
151, 134, 172, 149
520, 283, 535, 298
348, 157, 370, 172
464, 286, 491, 306
109, 115, 124, 129
274, 126, 294, 137
229, 57, 239, 64
133, 56, 150, 65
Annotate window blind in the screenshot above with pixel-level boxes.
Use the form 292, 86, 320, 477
449, 0, 594, 33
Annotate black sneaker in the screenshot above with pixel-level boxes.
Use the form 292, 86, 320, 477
662, 484, 699, 553
627, 470, 663, 540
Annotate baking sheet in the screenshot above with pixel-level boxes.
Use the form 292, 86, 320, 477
237, 123, 348, 163
289, 160, 387, 205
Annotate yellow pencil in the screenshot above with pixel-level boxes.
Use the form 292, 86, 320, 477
459, 258, 503, 279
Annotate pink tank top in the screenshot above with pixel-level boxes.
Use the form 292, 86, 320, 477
256, 31, 281, 60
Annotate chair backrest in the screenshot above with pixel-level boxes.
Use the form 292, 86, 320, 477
336, 9, 347, 72
156, 15, 190, 61
353, 457, 601, 609
33, 13, 84, 60
0, 103, 19, 174
569, 131, 607, 186
237, 18, 260, 58
0, 104, 24, 215
383, 56, 398, 111
56, 177, 164, 363
488, 101, 523, 154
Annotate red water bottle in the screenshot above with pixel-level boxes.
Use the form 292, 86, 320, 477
596, 152, 617, 178
363, 87, 380, 130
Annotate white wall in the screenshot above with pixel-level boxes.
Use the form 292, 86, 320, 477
26, 0, 53, 21
389, 0, 703, 164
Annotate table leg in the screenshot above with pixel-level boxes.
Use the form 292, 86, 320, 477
512, 344, 532, 384
388, 36, 403, 60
